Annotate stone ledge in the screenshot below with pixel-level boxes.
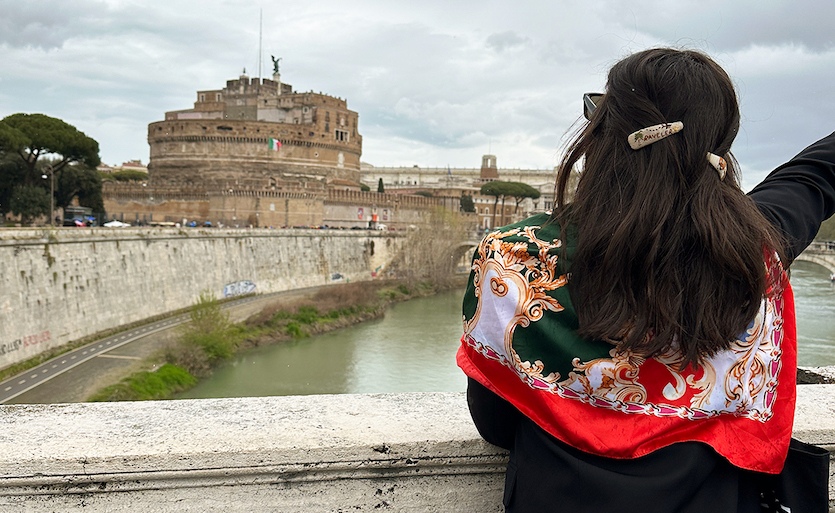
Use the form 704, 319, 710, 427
0, 389, 831, 512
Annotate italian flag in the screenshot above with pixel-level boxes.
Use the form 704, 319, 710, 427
269, 138, 281, 151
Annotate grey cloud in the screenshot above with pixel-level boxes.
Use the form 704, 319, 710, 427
597, 0, 835, 53
486, 31, 530, 52
0, 0, 109, 49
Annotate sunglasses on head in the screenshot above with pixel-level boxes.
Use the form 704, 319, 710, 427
583, 93, 603, 120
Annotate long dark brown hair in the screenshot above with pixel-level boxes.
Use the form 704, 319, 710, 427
552, 48, 785, 368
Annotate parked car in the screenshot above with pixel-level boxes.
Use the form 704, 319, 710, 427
103, 220, 131, 227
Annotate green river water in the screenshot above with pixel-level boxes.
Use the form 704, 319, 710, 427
180, 262, 835, 399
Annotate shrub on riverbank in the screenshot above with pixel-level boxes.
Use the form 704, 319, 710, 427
164, 291, 241, 377
88, 364, 196, 401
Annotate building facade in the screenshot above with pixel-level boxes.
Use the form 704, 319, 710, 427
360, 155, 558, 229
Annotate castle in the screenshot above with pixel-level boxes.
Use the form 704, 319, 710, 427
103, 71, 442, 229
148, 70, 362, 189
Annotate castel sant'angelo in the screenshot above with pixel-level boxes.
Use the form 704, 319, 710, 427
102, 63, 438, 228
150, 67, 362, 188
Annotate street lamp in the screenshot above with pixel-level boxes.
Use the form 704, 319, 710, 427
142, 182, 153, 225
41, 165, 54, 226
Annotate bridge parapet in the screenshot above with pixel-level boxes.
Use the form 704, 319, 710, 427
806, 241, 835, 253
0, 390, 832, 511
795, 241, 835, 276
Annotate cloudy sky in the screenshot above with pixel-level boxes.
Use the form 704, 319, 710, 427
1, 0, 833, 189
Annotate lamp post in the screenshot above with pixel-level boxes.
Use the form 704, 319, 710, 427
142, 182, 152, 225
41, 165, 54, 227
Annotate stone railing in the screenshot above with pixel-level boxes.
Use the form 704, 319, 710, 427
0, 389, 832, 512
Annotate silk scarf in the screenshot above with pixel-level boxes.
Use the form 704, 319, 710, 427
457, 213, 796, 473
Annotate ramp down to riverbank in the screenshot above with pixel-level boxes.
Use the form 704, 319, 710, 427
0, 390, 833, 512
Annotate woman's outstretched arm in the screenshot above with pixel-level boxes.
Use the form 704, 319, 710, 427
748, 131, 835, 262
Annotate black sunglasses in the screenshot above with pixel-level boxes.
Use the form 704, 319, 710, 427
583, 93, 603, 120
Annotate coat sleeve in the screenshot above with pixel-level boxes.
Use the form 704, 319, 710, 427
748, 131, 835, 262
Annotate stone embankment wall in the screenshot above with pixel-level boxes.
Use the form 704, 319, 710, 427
101, 185, 446, 230
0, 389, 832, 512
0, 228, 404, 370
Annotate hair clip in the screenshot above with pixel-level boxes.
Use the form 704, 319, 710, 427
706, 152, 726, 180
628, 121, 726, 180
628, 122, 684, 149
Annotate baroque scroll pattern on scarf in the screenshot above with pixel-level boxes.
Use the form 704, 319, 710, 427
461, 225, 785, 422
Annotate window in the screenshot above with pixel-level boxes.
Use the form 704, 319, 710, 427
199, 94, 205, 102
216, 93, 221, 101
335, 129, 349, 142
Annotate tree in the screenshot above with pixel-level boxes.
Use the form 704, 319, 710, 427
110, 170, 149, 182
360, 183, 370, 192
816, 216, 835, 241
0, 121, 29, 154
480, 180, 516, 227
1, 114, 100, 178
507, 182, 541, 213
460, 193, 475, 213
0, 154, 26, 218
57, 164, 105, 213
10, 185, 50, 224
377, 178, 385, 193
0, 114, 102, 220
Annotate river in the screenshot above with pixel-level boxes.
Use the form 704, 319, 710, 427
179, 263, 835, 399
791, 261, 835, 367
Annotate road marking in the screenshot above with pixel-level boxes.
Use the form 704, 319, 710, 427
4, 387, 11, 392
30, 375, 37, 379
61, 360, 66, 364
70, 356, 76, 360
106, 341, 112, 345
52, 365, 57, 368
42, 370, 48, 374
98, 345, 103, 349
120, 336, 126, 339
18, 380, 25, 385
97, 355, 142, 360
82, 351, 88, 355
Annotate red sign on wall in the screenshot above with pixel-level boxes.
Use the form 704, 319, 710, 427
357, 208, 364, 220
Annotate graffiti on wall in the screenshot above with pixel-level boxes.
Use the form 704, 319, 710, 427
1, 330, 51, 356
223, 280, 256, 298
